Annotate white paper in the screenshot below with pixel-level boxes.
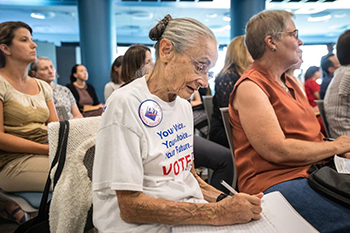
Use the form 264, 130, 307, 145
172, 191, 318, 233
334, 155, 350, 174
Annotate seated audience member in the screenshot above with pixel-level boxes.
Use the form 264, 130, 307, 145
119, 44, 153, 87
104, 55, 123, 102
230, 10, 350, 232
119, 43, 234, 194
324, 29, 350, 138
66, 64, 104, 117
319, 53, 340, 99
29, 56, 83, 119
209, 35, 252, 148
0, 21, 58, 224
286, 58, 304, 94
303, 66, 326, 134
93, 15, 263, 232
304, 66, 321, 108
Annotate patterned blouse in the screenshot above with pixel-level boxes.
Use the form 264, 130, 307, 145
52, 84, 76, 119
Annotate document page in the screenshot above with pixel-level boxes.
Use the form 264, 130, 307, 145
172, 191, 318, 233
334, 155, 350, 174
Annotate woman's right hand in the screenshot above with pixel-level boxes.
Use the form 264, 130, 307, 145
214, 193, 262, 225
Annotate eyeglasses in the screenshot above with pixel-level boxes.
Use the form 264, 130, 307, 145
183, 52, 210, 75
278, 29, 299, 39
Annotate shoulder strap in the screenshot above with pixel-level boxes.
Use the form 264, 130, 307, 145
53, 120, 69, 187
37, 120, 70, 221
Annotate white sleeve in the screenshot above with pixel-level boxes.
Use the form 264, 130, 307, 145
104, 83, 113, 102
93, 122, 145, 193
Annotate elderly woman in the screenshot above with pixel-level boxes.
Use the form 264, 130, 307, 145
0, 21, 58, 223
93, 15, 263, 232
29, 56, 83, 119
229, 10, 350, 232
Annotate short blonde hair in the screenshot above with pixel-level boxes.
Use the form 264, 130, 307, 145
245, 10, 294, 60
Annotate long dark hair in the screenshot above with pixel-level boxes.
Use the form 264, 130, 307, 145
110, 56, 123, 84
120, 45, 150, 84
70, 64, 81, 83
0, 21, 32, 68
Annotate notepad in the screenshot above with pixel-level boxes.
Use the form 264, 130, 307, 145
171, 191, 318, 233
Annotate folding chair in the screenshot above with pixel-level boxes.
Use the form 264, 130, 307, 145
202, 96, 213, 138
315, 100, 330, 138
55, 106, 69, 121
220, 107, 237, 189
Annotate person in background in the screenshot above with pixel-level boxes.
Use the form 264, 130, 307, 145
93, 14, 262, 233
319, 53, 340, 99
304, 66, 321, 108
29, 56, 83, 119
324, 29, 350, 138
230, 10, 350, 232
303, 66, 325, 134
209, 35, 252, 148
104, 55, 123, 102
66, 64, 104, 117
0, 21, 58, 224
285, 58, 304, 94
119, 44, 153, 86
189, 90, 202, 107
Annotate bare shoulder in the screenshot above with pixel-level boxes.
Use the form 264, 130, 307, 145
233, 79, 267, 110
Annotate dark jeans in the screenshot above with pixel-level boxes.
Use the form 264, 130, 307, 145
193, 136, 233, 194
265, 178, 350, 233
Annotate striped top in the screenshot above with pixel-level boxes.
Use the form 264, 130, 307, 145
324, 65, 350, 138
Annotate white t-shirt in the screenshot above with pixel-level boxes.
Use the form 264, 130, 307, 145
104, 81, 121, 102
93, 77, 205, 233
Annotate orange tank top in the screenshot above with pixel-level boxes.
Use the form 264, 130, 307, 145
229, 61, 324, 194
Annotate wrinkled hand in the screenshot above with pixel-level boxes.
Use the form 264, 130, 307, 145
214, 193, 262, 225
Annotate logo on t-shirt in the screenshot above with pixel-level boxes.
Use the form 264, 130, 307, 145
139, 99, 163, 127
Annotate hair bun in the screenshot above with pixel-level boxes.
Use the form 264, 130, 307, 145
149, 14, 173, 41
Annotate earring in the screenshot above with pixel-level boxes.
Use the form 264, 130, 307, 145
272, 48, 277, 52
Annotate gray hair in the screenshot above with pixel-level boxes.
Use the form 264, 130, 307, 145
149, 14, 216, 58
245, 10, 294, 60
28, 56, 51, 77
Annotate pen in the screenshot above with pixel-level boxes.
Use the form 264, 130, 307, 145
220, 180, 238, 195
